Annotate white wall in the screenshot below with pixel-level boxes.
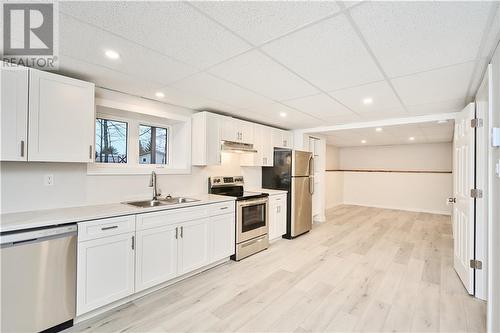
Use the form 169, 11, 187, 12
339, 143, 452, 171
0, 153, 260, 215
0, 89, 261, 214
325, 143, 453, 214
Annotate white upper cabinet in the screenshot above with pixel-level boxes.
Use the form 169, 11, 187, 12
1, 66, 29, 161
240, 124, 273, 167
221, 116, 254, 144
28, 69, 95, 162
273, 129, 294, 149
192, 112, 221, 166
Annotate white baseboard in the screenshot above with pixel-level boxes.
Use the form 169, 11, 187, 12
339, 202, 451, 216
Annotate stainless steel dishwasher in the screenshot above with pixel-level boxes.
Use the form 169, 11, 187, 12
1, 224, 77, 333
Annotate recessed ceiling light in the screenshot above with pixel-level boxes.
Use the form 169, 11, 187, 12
361, 139, 367, 144
363, 97, 373, 105
155, 92, 165, 98
105, 50, 120, 60
375, 127, 383, 132
409, 137, 415, 141
437, 120, 448, 124
280, 112, 287, 117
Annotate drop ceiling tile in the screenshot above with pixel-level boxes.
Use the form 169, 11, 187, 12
59, 1, 251, 69
59, 14, 198, 86
355, 108, 408, 121
350, 1, 493, 77
191, 1, 340, 45
241, 103, 321, 129
171, 73, 274, 109
328, 81, 403, 113
406, 99, 465, 116
282, 93, 354, 121
391, 62, 475, 106
58, 56, 234, 113
262, 15, 383, 91
57, 55, 165, 99
209, 50, 318, 100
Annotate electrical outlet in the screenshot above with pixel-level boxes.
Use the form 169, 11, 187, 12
44, 174, 54, 186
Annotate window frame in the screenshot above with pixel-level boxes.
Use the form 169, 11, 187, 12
89, 111, 180, 175
94, 116, 130, 164
138, 122, 171, 166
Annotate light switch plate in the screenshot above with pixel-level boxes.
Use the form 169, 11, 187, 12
492, 128, 500, 147
496, 160, 500, 178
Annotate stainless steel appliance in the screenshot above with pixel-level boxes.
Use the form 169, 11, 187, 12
1, 225, 77, 333
262, 149, 314, 238
209, 176, 269, 261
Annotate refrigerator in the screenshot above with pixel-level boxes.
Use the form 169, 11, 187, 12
262, 148, 314, 239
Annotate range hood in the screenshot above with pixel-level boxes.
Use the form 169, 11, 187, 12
221, 140, 258, 153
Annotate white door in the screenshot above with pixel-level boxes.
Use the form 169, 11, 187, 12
135, 225, 178, 292
77, 233, 135, 315
178, 218, 210, 275
28, 69, 95, 162
453, 103, 476, 294
1, 66, 29, 161
262, 126, 274, 166
210, 213, 235, 262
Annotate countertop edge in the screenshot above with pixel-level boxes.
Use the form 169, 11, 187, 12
0, 195, 236, 233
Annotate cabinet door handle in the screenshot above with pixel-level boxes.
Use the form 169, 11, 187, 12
180, 226, 184, 238
89, 145, 93, 160
175, 227, 178, 239
220, 206, 228, 210
101, 225, 118, 231
20, 140, 25, 157
131, 236, 135, 250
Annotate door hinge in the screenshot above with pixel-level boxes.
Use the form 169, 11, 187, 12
471, 118, 483, 128
470, 259, 482, 270
470, 189, 483, 198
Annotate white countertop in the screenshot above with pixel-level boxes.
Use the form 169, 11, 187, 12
0, 194, 235, 233
249, 188, 288, 195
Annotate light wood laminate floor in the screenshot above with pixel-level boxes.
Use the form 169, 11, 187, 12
71, 205, 486, 333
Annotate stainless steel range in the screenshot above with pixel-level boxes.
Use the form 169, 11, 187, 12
209, 176, 269, 261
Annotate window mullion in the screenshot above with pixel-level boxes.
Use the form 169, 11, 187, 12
151, 127, 156, 164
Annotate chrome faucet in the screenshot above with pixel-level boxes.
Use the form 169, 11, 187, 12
149, 171, 160, 200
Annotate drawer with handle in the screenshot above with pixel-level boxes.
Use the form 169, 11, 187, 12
78, 215, 136, 242
209, 202, 235, 216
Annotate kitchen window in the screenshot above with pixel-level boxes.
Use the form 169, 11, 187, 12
139, 125, 169, 165
95, 118, 128, 163
89, 101, 190, 175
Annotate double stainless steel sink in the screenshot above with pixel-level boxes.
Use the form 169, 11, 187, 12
124, 197, 199, 208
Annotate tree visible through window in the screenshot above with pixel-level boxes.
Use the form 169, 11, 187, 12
95, 118, 128, 163
139, 125, 168, 164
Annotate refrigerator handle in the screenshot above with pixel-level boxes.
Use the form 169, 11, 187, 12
309, 155, 314, 195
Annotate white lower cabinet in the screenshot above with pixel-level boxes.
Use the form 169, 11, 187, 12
269, 194, 287, 241
76, 232, 135, 315
135, 224, 178, 292
178, 218, 210, 275
210, 213, 236, 262
77, 202, 236, 316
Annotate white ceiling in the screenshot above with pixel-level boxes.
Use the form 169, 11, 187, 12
56, 1, 500, 129
322, 120, 454, 147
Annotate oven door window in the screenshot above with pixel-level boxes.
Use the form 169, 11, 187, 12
241, 203, 266, 232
